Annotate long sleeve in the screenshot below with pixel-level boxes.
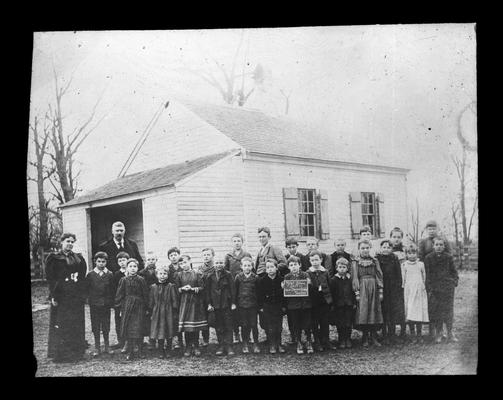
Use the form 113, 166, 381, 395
141, 279, 149, 305
448, 255, 459, 287
45, 256, 57, 300
401, 263, 406, 288
115, 277, 125, 309
326, 255, 334, 278
148, 285, 155, 311
274, 246, 288, 276
420, 262, 426, 287
233, 275, 240, 304
206, 275, 213, 306
418, 239, 426, 261
224, 254, 231, 272
171, 284, 179, 309
351, 260, 360, 292
256, 278, 264, 309
374, 259, 384, 290
229, 273, 236, 304
424, 256, 431, 292
194, 272, 204, 291
393, 256, 402, 287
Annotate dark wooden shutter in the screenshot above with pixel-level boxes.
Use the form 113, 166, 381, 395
376, 192, 385, 238
283, 187, 300, 239
349, 192, 363, 239
318, 189, 330, 240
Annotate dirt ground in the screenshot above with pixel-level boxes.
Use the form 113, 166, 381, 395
31, 271, 477, 376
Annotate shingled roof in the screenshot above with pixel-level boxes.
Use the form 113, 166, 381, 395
61, 150, 238, 208
182, 100, 400, 168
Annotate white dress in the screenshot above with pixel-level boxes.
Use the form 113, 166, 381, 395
402, 260, 429, 322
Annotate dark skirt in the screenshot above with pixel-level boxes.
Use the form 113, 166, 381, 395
178, 292, 208, 332
47, 299, 86, 361
428, 289, 455, 323
120, 296, 145, 339
382, 287, 406, 324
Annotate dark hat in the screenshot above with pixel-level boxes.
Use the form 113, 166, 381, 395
425, 220, 438, 228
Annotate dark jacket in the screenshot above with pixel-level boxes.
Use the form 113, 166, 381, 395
86, 269, 114, 307
285, 252, 310, 272
111, 269, 126, 305
206, 269, 236, 309
307, 266, 333, 306
234, 272, 259, 308
327, 251, 353, 278
283, 271, 312, 310
167, 263, 182, 284
255, 244, 288, 277
98, 237, 144, 273
424, 251, 458, 293
257, 273, 286, 309
139, 265, 158, 287
45, 251, 88, 303
329, 273, 355, 307
418, 236, 451, 261
224, 249, 253, 278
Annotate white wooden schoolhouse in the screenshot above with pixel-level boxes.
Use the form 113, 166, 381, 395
60, 100, 410, 268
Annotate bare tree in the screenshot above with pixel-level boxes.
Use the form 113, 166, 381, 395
181, 30, 264, 107
407, 198, 421, 244
47, 67, 107, 203
28, 114, 56, 257
279, 88, 292, 115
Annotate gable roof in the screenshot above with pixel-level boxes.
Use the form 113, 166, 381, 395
182, 100, 407, 170
61, 150, 238, 208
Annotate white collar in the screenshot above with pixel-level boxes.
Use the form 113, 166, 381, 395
114, 238, 124, 247
308, 266, 326, 272
94, 267, 110, 275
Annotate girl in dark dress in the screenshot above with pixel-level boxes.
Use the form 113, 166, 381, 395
46, 233, 88, 363
115, 258, 149, 360
376, 239, 406, 345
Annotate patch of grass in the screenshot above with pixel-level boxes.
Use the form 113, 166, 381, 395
32, 271, 477, 376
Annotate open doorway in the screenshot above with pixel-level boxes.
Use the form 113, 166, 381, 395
90, 199, 144, 259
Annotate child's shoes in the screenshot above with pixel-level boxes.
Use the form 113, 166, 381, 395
447, 333, 459, 343
215, 346, 224, 356
278, 344, 286, 354
227, 345, 235, 356
339, 341, 346, 349
345, 339, 352, 348
242, 343, 250, 354
252, 343, 261, 354
296, 342, 304, 354
269, 345, 277, 354
306, 341, 314, 354
193, 346, 201, 357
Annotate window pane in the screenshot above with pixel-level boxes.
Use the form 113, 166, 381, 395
308, 202, 314, 213
307, 214, 314, 225
368, 204, 373, 214
308, 190, 313, 202
308, 225, 314, 236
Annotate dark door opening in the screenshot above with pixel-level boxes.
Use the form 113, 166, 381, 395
90, 199, 145, 261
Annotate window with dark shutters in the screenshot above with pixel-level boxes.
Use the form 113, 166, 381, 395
350, 191, 385, 239
283, 188, 330, 240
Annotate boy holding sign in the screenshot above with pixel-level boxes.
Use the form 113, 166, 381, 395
282, 256, 313, 354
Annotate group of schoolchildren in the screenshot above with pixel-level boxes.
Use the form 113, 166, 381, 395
83, 220, 459, 361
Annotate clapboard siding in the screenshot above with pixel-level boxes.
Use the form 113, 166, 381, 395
176, 155, 245, 266
243, 158, 408, 257
127, 101, 240, 175
142, 189, 178, 267
61, 206, 90, 267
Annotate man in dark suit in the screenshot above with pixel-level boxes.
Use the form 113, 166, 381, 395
99, 221, 144, 273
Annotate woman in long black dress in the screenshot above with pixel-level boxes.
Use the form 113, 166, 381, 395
46, 232, 88, 362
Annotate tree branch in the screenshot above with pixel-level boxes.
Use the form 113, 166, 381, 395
467, 193, 478, 242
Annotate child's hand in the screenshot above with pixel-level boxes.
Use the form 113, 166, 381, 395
193, 287, 200, 294
208, 305, 214, 312
379, 291, 383, 302
50, 298, 58, 307
231, 303, 236, 310
281, 307, 286, 313
280, 281, 285, 288
259, 308, 264, 313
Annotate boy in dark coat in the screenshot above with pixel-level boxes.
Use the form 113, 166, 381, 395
307, 250, 335, 351
418, 220, 451, 261
139, 251, 159, 350
329, 258, 356, 349
284, 237, 309, 345
234, 256, 260, 353
166, 247, 184, 350
224, 233, 252, 344
206, 257, 237, 355
200, 248, 216, 347
111, 251, 129, 350
327, 238, 353, 278
86, 251, 115, 357
282, 256, 313, 354
257, 258, 287, 354
424, 237, 459, 344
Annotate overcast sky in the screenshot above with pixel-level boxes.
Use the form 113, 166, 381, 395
28, 24, 477, 236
